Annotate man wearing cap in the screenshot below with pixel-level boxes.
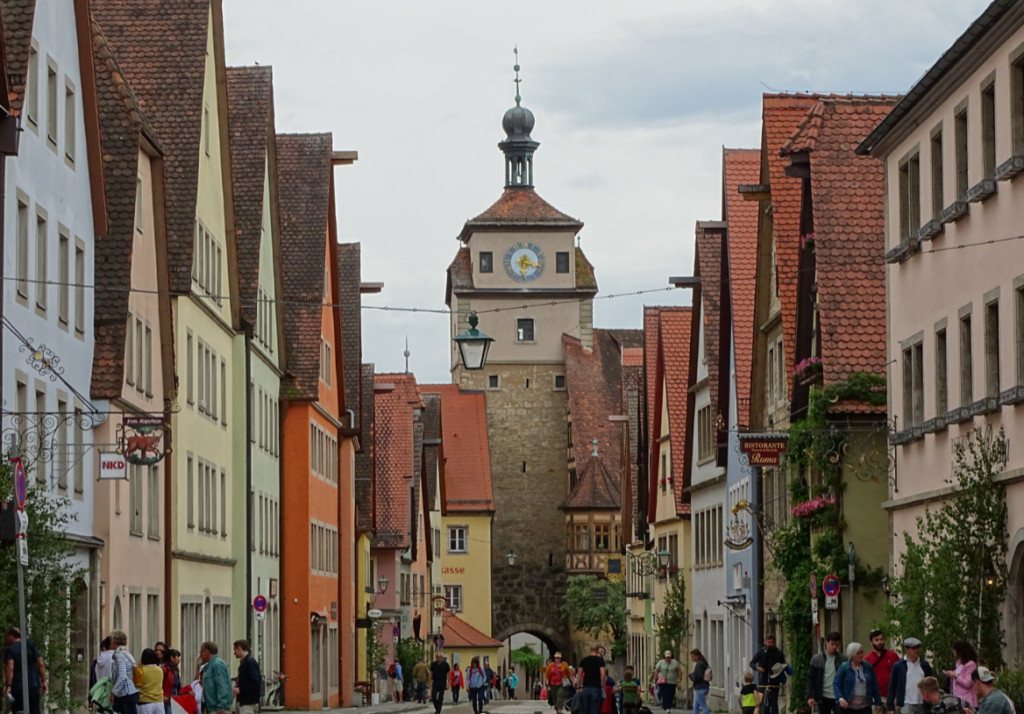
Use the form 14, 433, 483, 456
651, 651, 682, 712
969, 666, 1014, 714
886, 638, 932, 714
864, 630, 901, 701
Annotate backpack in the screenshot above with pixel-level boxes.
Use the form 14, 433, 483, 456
388, 663, 398, 678
703, 666, 713, 683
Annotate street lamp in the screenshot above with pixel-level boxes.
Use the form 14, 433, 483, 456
453, 312, 495, 371
669, 276, 701, 289
377, 576, 389, 594
657, 550, 672, 570
506, 549, 517, 566
881, 575, 892, 597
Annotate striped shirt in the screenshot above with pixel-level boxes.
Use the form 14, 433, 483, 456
111, 649, 139, 698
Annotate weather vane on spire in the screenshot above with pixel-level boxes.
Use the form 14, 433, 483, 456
513, 45, 522, 105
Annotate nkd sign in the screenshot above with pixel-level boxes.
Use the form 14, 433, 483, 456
99, 453, 127, 480
739, 435, 789, 466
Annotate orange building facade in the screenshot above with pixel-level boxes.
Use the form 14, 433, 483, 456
277, 133, 354, 709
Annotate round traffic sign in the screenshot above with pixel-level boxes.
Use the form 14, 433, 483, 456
823, 574, 841, 597
14, 458, 27, 511
393, 625, 400, 638
253, 595, 268, 612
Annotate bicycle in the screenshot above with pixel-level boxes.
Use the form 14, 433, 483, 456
262, 671, 288, 709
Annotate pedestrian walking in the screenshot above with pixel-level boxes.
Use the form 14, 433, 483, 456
232, 640, 261, 714
110, 630, 140, 714
467, 657, 488, 714
450, 663, 464, 704
388, 659, 404, 702
968, 666, 1014, 714
738, 673, 760, 714
651, 651, 681, 713
378, 662, 389, 700
546, 653, 572, 714
484, 663, 495, 703
619, 666, 642, 714
601, 673, 616, 714
576, 647, 608, 714
865, 630, 900, 702
943, 641, 979, 710
886, 637, 932, 714
833, 642, 883, 714
506, 667, 520, 701
916, 676, 968, 714
750, 636, 787, 714
430, 652, 451, 714
809, 632, 847, 714
138, 649, 166, 714
4, 627, 48, 714
414, 657, 430, 704
198, 642, 232, 714
688, 649, 711, 714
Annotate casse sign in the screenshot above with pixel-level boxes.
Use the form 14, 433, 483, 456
441, 567, 465, 575
99, 453, 127, 480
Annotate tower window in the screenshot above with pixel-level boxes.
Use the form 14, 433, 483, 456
554, 375, 566, 390
556, 252, 570, 273
517, 318, 534, 342
479, 252, 493, 273
487, 374, 499, 390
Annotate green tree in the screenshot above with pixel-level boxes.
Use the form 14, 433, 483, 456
884, 427, 1009, 670
562, 575, 627, 657
366, 622, 389, 681
0, 456, 85, 710
657, 572, 691, 665
510, 644, 544, 676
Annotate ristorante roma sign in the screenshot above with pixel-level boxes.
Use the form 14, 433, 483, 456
738, 434, 789, 466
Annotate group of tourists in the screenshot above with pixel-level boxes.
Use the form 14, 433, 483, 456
3, 628, 262, 714
382, 653, 520, 714
542, 648, 611, 714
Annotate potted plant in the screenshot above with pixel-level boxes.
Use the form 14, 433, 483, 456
793, 356, 823, 386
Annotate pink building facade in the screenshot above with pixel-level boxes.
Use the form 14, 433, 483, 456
859, 2, 1024, 663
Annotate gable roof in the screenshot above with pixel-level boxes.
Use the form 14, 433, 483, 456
225, 65, 274, 326
790, 98, 895, 409
643, 307, 661, 447
92, 0, 233, 295
694, 225, 723, 425
2, 0, 35, 115
722, 149, 761, 428
373, 372, 424, 549
458, 186, 583, 241
441, 611, 501, 648
563, 330, 627, 503
90, 14, 156, 398
338, 243, 363, 431
356, 363, 376, 536
277, 132, 333, 400
420, 391, 441, 508
418, 384, 494, 513
647, 307, 693, 519
561, 456, 620, 510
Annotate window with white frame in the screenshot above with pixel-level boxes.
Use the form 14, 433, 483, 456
444, 584, 463, 612
697, 405, 714, 462
448, 526, 467, 554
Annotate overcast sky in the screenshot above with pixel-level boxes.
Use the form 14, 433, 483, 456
223, 0, 989, 384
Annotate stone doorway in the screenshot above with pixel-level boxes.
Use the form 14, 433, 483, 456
1008, 529, 1024, 663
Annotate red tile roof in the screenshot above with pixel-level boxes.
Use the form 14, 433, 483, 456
647, 308, 693, 519
722, 149, 760, 427
643, 307, 662, 445
562, 456, 620, 510
356, 363, 376, 536
789, 98, 895, 408
695, 226, 723, 426
277, 132, 333, 400
441, 611, 501, 648
2, 0, 36, 115
338, 243, 363, 430
418, 384, 494, 513
92, 0, 224, 294
226, 66, 275, 326
373, 373, 424, 548
460, 186, 583, 239
90, 14, 166, 398
563, 331, 629, 503
762, 94, 822, 399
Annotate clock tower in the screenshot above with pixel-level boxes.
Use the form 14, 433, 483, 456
445, 65, 598, 654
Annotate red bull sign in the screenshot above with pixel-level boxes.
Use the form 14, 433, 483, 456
99, 453, 127, 480
120, 417, 169, 465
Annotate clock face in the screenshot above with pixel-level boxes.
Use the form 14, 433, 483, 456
503, 241, 546, 283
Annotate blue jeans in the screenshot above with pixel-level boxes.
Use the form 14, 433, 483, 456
580, 686, 604, 714
693, 687, 710, 714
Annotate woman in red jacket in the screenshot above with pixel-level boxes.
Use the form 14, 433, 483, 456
601, 674, 616, 714
449, 664, 464, 705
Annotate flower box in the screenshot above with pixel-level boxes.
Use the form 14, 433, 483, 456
791, 495, 836, 519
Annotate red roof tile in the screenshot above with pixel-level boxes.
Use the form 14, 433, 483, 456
643, 307, 662, 444
460, 186, 583, 238
418, 384, 494, 513
373, 373, 424, 548
277, 133, 332, 400
338, 243, 363, 431
226, 66, 274, 326
92, 0, 223, 294
797, 98, 895, 408
442, 611, 501, 648
356, 363, 376, 536
723, 149, 761, 427
2, 0, 36, 115
695, 226, 723, 427
562, 456, 620, 510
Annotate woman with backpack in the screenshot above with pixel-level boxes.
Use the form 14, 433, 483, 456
467, 657, 488, 714
689, 649, 712, 714
450, 663, 464, 704
388, 659, 404, 702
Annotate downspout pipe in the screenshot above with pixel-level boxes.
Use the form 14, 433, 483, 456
245, 324, 254, 645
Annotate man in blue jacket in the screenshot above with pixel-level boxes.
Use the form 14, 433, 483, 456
886, 638, 932, 714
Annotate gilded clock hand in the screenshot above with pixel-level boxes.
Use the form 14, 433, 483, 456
516, 253, 539, 275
